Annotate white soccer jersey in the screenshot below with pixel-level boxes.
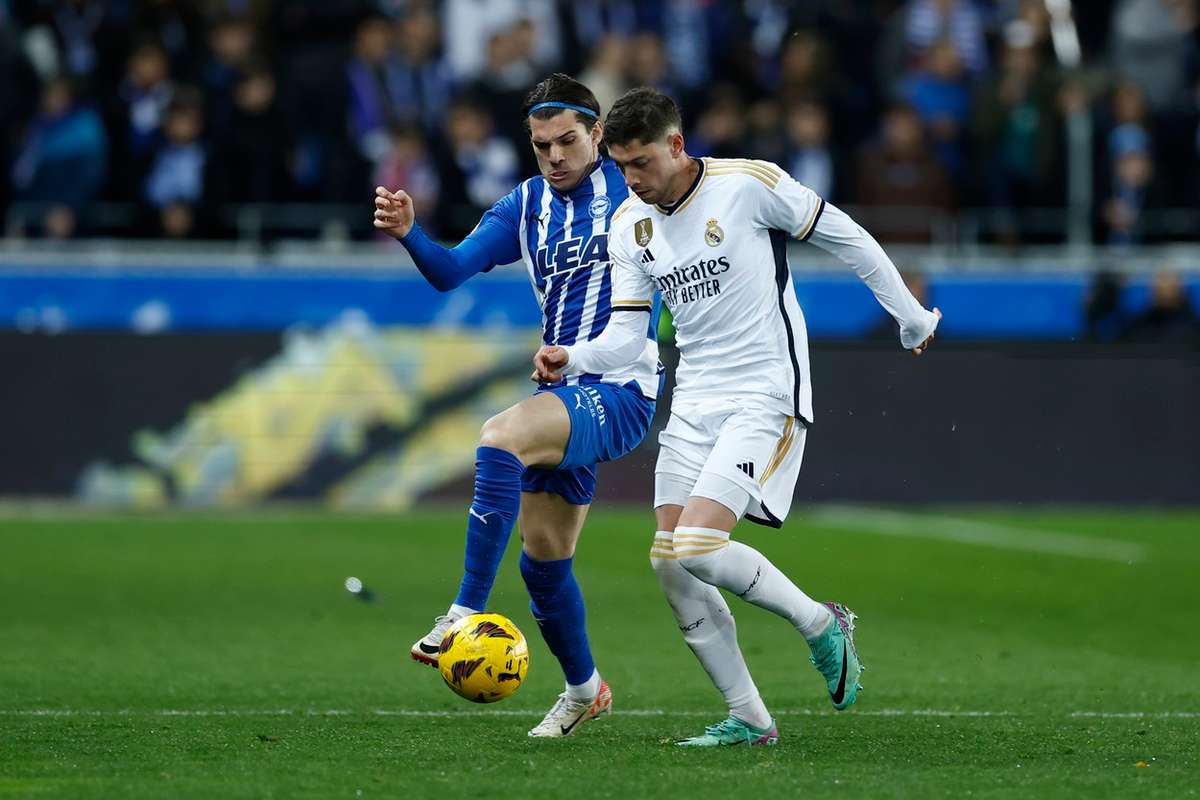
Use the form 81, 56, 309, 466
562, 157, 938, 423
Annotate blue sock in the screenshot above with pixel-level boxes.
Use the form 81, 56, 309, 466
519, 551, 595, 686
453, 446, 525, 611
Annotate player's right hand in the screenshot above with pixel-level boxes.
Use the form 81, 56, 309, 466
912, 308, 942, 356
374, 186, 415, 240
531, 345, 569, 383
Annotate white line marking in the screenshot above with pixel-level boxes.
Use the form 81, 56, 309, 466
808, 506, 1147, 563
1069, 711, 1200, 719
1, 708, 1194, 719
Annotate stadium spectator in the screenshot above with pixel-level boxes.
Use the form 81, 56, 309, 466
577, 33, 630, 117
744, 98, 788, 165
660, 0, 741, 94
688, 85, 747, 159
2, 0, 1197, 247
111, 41, 173, 200
900, 37, 972, 179
11, 75, 108, 239
394, 7, 454, 135
131, 0, 205, 80
209, 62, 289, 206
373, 124, 440, 238
626, 31, 677, 99
142, 87, 209, 238
200, 14, 257, 135
1083, 270, 1127, 342
774, 30, 835, 106
17, 0, 128, 94
783, 101, 835, 201
1124, 270, 1199, 342
973, 20, 1063, 242
1111, 0, 1195, 113
469, 24, 542, 158
440, 0, 561, 83
346, 14, 403, 166
854, 103, 954, 241
1103, 82, 1160, 246
434, 100, 519, 237
0, 21, 39, 222
905, 0, 988, 74
562, 1, 642, 74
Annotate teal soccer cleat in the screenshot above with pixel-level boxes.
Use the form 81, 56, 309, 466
809, 602, 864, 711
675, 716, 779, 747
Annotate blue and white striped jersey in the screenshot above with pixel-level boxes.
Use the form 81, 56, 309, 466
485, 158, 661, 399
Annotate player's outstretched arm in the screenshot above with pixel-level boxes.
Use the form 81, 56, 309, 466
530, 307, 646, 382
806, 202, 942, 354
530, 247, 656, 382
372, 185, 522, 293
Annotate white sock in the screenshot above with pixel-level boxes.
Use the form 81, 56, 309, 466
566, 668, 601, 701
448, 603, 477, 619
651, 532, 772, 730
674, 526, 832, 640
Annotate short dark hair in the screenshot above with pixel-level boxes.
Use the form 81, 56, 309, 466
603, 88, 682, 148
521, 73, 601, 132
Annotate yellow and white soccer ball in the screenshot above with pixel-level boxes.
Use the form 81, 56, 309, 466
437, 612, 529, 703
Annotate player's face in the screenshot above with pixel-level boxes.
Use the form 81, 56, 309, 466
609, 132, 685, 206
529, 111, 602, 192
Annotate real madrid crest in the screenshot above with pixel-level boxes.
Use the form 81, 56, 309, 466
634, 218, 653, 247
704, 218, 724, 247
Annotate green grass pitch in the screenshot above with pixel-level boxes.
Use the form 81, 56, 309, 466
1, 507, 1197, 798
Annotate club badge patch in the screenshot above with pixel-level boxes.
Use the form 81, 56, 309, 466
705, 218, 724, 247
635, 218, 653, 247
589, 195, 611, 219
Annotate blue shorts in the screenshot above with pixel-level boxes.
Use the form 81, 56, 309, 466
521, 380, 657, 506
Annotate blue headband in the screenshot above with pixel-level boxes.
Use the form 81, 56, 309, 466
527, 101, 599, 119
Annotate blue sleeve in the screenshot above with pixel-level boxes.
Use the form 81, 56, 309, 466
398, 188, 524, 292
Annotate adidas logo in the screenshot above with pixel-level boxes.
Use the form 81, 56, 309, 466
641, 248, 655, 264
736, 461, 755, 479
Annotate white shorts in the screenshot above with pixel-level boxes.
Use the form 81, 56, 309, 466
653, 397, 807, 527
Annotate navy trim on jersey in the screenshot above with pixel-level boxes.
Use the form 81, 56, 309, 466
770, 229, 808, 424
799, 198, 826, 243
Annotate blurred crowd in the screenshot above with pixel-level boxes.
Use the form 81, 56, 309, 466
2, 0, 1199, 244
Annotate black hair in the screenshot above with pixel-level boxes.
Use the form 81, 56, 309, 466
602, 87, 682, 148
521, 73, 601, 132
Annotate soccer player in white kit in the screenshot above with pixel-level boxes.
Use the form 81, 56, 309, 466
533, 88, 942, 746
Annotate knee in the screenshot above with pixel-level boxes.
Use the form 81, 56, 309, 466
677, 546, 724, 584
479, 413, 519, 454
523, 525, 575, 561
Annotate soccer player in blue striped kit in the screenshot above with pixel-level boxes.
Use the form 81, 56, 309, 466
373, 74, 662, 737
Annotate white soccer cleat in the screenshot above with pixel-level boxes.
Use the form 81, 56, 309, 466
527, 679, 612, 738
410, 614, 460, 667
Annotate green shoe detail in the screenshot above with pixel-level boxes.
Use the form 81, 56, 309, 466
675, 716, 779, 747
808, 601, 864, 711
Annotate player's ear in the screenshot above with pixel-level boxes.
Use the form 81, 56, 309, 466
668, 131, 685, 158
591, 120, 603, 146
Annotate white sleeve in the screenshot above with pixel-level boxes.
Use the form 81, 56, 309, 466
749, 168, 937, 349
561, 240, 656, 374
749, 163, 827, 241
805, 202, 939, 350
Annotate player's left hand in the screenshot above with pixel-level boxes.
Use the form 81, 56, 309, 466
912, 308, 942, 356
531, 345, 569, 383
